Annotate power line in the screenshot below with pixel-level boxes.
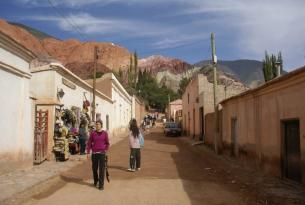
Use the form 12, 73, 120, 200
47, 0, 90, 41
47, 0, 95, 63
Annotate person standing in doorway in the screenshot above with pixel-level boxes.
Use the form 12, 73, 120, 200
78, 123, 88, 155
86, 120, 109, 190
128, 119, 142, 172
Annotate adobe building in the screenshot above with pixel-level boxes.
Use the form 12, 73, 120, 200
167, 99, 182, 121
30, 63, 115, 160
132, 95, 146, 126
220, 66, 305, 184
86, 73, 133, 135
0, 31, 36, 174
182, 73, 246, 143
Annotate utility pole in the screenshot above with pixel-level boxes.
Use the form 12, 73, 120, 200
92, 46, 98, 122
168, 94, 171, 121
211, 33, 219, 154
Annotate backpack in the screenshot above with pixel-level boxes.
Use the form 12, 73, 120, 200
139, 132, 144, 148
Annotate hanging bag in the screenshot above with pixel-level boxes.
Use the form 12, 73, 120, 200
139, 132, 144, 148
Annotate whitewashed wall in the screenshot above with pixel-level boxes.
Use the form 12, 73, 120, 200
54, 72, 114, 131
0, 47, 33, 174
30, 68, 56, 100
111, 80, 132, 130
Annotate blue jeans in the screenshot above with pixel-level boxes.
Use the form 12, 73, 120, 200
129, 148, 141, 169
79, 138, 86, 154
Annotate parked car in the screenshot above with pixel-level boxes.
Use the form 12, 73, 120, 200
164, 122, 182, 137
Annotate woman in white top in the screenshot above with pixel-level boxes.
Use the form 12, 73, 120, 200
128, 119, 142, 172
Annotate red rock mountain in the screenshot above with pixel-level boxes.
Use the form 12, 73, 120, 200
138, 55, 192, 75
0, 19, 130, 79
0, 19, 192, 79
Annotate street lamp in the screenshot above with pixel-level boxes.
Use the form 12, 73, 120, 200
57, 88, 65, 99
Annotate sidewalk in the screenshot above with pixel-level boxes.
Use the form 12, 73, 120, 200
178, 135, 305, 205
0, 130, 129, 204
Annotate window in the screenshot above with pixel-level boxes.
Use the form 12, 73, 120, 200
188, 93, 190, 104
106, 115, 109, 130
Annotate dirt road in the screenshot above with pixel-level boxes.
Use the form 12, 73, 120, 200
16, 127, 305, 205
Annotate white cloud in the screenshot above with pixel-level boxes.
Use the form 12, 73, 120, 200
176, 0, 305, 69
21, 0, 305, 69
26, 13, 155, 35
26, 12, 208, 49
153, 33, 208, 49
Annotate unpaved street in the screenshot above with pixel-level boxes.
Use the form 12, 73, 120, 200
16, 127, 305, 205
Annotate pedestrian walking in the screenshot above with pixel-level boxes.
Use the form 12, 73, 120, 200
78, 123, 88, 155
128, 119, 143, 172
86, 120, 110, 190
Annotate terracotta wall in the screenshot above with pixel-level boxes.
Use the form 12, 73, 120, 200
221, 71, 305, 183
182, 74, 246, 142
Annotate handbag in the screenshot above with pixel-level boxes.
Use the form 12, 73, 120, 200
139, 132, 144, 147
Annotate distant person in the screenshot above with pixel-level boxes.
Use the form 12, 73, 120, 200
128, 119, 143, 172
141, 119, 146, 131
152, 118, 156, 127
86, 120, 110, 190
78, 123, 88, 155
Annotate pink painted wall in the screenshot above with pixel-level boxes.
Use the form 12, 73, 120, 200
221, 68, 305, 183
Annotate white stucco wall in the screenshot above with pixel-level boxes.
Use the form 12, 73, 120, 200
0, 52, 33, 174
31, 65, 115, 133
0, 69, 32, 153
54, 72, 114, 131
30, 69, 56, 100
0, 47, 30, 73
112, 84, 132, 130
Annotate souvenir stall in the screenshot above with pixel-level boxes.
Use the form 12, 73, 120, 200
53, 107, 69, 161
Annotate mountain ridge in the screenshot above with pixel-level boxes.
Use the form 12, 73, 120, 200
0, 19, 131, 77
194, 59, 264, 87
2, 19, 265, 89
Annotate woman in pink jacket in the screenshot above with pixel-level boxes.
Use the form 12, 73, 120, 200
128, 119, 142, 172
86, 120, 109, 190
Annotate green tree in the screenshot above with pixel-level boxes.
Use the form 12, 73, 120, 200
127, 51, 139, 88
263, 51, 283, 82
134, 51, 138, 86
178, 77, 191, 97
135, 69, 178, 112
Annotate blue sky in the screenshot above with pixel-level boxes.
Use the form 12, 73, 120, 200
1, 0, 305, 70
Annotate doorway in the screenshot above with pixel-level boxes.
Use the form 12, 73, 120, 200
231, 118, 238, 157
193, 109, 195, 139
282, 120, 301, 183
188, 111, 190, 136
34, 110, 48, 164
199, 107, 204, 141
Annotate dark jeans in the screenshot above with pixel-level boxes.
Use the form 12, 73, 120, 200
79, 138, 86, 154
91, 153, 106, 188
129, 148, 141, 170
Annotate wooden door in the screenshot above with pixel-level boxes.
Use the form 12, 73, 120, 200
34, 110, 48, 164
231, 118, 238, 156
283, 120, 301, 182
199, 107, 204, 141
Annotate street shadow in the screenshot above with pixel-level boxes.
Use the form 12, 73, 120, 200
60, 175, 93, 187
148, 128, 305, 205
108, 165, 131, 172
32, 164, 96, 200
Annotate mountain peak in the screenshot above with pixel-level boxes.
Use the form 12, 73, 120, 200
139, 55, 192, 75
194, 59, 264, 87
